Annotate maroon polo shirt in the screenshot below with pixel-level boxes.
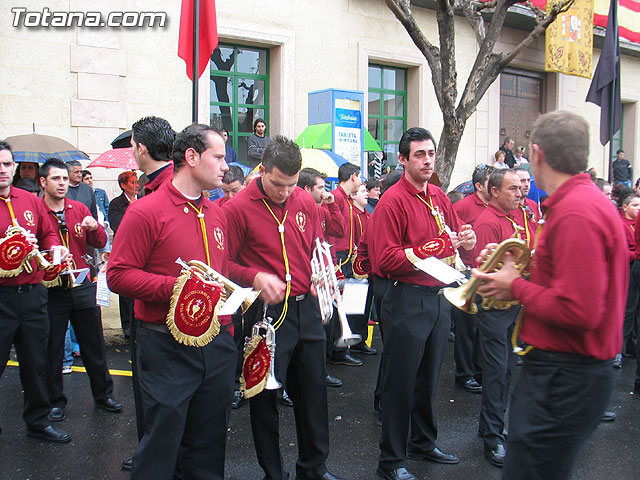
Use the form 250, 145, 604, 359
635, 213, 640, 261
453, 192, 487, 226
353, 207, 369, 247
368, 174, 471, 287
523, 197, 541, 221
107, 180, 231, 327
0, 186, 60, 286
328, 185, 354, 253
511, 174, 627, 360
354, 227, 371, 276
319, 201, 344, 240
143, 163, 173, 196
621, 216, 635, 262
42, 198, 107, 271
474, 203, 523, 267
223, 179, 321, 296
510, 204, 538, 249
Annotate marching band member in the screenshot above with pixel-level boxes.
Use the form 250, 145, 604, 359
298, 167, 345, 387
107, 124, 235, 480
0, 142, 71, 442
474, 111, 627, 480
368, 127, 476, 480
39, 159, 121, 423
451, 165, 493, 394
224, 136, 345, 480
471, 168, 525, 467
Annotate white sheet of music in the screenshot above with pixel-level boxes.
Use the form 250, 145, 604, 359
219, 287, 254, 315
342, 280, 369, 315
414, 257, 466, 285
95, 272, 110, 307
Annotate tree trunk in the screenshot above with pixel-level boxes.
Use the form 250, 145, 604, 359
436, 117, 466, 190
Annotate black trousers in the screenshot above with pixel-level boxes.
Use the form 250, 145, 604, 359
453, 307, 480, 383
622, 261, 639, 354
119, 295, 134, 334
0, 284, 51, 429
232, 310, 244, 389
372, 277, 391, 412
133, 325, 235, 480
131, 318, 144, 441
47, 282, 113, 407
476, 305, 518, 447
247, 295, 329, 480
378, 282, 449, 470
502, 351, 614, 480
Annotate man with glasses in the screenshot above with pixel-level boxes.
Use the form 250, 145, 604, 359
39, 159, 121, 424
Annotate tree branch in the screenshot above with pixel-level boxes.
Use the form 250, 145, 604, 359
455, 0, 487, 44
385, 0, 444, 104
437, 0, 459, 116
500, 0, 574, 67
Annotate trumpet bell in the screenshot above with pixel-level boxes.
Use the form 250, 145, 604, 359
334, 333, 362, 349
442, 284, 478, 314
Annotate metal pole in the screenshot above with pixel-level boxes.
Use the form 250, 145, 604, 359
191, 0, 200, 123
608, 0, 619, 184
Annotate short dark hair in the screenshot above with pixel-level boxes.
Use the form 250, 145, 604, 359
261, 135, 301, 176
40, 158, 69, 179
253, 118, 266, 132
531, 111, 588, 175
619, 193, 640, 209
617, 149, 625, 155
447, 190, 464, 205
398, 127, 437, 159
172, 124, 222, 172
503, 137, 512, 145
472, 165, 494, 191
595, 178, 610, 191
337, 163, 360, 183
0, 140, 13, 158
15, 177, 41, 194
132, 116, 175, 161
67, 160, 82, 168
365, 178, 382, 191
223, 165, 245, 185
81, 169, 92, 179
487, 168, 515, 194
298, 167, 326, 190
117, 171, 137, 190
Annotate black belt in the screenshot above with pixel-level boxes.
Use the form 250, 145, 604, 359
397, 281, 441, 295
526, 348, 610, 365
0, 283, 37, 294
288, 293, 307, 303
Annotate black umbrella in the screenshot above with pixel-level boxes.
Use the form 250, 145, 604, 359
111, 130, 132, 149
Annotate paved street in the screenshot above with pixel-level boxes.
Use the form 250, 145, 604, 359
1, 299, 640, 479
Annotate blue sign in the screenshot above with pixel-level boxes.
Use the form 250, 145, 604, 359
335, 108, 361, 128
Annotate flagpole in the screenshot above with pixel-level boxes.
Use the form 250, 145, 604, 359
191, 0, 200, 123
607, 0, 619, 184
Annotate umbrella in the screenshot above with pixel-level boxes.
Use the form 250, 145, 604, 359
111, 130, 133, 149
4, 133, 89, 163
250, 149, 349, 180
452, 180, 474, 196
88, 147, 138, 170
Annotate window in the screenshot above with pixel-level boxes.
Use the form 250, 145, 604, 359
368, 65, 407, 173
210, 44, 269, 165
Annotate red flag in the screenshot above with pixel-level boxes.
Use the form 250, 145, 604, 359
178, 0, 218, 81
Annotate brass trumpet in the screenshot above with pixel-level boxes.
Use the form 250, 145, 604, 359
311, 238, 362, 348
443, 238, 530, 314
175, 258, 260, 314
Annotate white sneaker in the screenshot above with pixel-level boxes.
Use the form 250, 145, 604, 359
62, 365, 72, 375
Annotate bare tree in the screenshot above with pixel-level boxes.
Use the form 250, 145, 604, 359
386, 0, 575, 188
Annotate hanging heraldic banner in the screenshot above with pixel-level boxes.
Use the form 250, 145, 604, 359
545, 0, 594, 78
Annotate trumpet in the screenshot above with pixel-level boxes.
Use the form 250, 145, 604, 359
175, 258, 260, 314
241, 305, 282, 398
443, 238, 530, 314
311, 238, 362, 348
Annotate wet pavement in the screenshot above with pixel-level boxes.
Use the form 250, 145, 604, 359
2, 327, 640, 480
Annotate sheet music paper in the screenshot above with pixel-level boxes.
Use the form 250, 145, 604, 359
413, 257, 466, 285
95, 272, 111, 307
219, 287, 254, 315
342, 280, 369, 315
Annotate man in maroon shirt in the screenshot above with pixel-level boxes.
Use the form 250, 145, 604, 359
0, 142, 71, 443
298, 167, 345, 388
368, 127, 476, 480
471, 168, 524, 468
224, 136, 345, 480
474, 111, 628, 480
39, 159, 121, 424
451, 164, 494, 395
108, 124, 236, 480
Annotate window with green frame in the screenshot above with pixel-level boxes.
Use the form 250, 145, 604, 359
210, 44, 269, 166
368, 65, 407, 172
